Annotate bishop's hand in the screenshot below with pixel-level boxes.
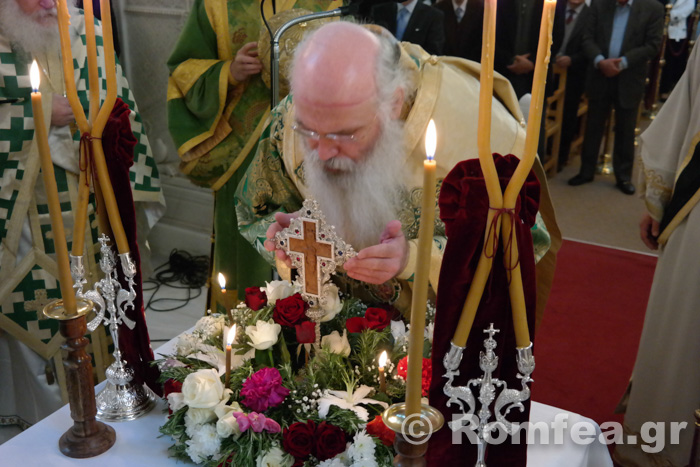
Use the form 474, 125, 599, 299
264, 211, 299, 267
343, 220, 408, 285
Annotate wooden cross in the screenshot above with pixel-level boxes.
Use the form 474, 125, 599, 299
288, 219, 333, 296
24, 289, 51, 317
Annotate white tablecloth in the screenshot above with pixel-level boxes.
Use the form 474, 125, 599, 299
0, 335, 613, 467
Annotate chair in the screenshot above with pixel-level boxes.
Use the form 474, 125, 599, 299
568, 94, 589, 161
543, 64, 567, 176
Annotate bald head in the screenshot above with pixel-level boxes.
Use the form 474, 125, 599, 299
291, 23, 382, 108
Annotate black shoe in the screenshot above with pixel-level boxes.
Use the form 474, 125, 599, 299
568, 175, 594, 186
616, 180, 636, 195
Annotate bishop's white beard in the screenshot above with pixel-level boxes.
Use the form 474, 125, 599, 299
304, 115, 406, 250
0, 0, 62, 56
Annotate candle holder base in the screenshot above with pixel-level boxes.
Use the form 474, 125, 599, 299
44, 299, 116, 458
96, 359, 156, 422
59, 421, 116, 459
383, 402, 444, 467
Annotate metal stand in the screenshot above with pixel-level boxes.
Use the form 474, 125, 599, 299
382, 402, 445, 466
442, 325, 535, 467
44, 299, 116, 458
73, 235, 155, 421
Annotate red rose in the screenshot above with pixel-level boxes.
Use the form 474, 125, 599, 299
163, 378, 182, 398
245, 287, 267, 311
421, 358, 432, 397
314, 422, 347, 460
274, 293, 309, 327
397, 356, 432, 396
365, 307, 391, 330
346, 316, 369, 333
366, 415, 396, 446
283, 420, 316, 460
295, 321, 316, 344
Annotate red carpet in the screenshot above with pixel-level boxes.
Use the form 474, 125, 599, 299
532, 239, 657, 426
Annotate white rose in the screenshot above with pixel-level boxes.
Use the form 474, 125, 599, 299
181, 369, 225, 408
216, 412, 242, 439
245, 320, 281, 350
321, 330, 351, 357
214, 398, 242, 419
167, 392, 185, 412
256, 445, 295, 467
263, 280, 299, 305
319, 283, 343, 322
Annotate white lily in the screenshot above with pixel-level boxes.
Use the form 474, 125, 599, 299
317, 384, 387, 422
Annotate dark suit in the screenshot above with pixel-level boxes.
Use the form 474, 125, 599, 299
494, 0, 566, 98
576, 0, 664, 182
557, 3, 591, 168
434, 0, 483, 62
370, 1, 446, 55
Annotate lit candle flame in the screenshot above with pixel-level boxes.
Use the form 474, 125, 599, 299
378, 350, 388, 369
218, 273, 226, 292
425, 119, 437, 161
226, 324, 236, 347
30, 61, 40, 92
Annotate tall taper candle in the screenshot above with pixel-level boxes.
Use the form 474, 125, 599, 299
30, 62, 77, 316
405, 120, 437, 416
501, 0, 556, 348
225, 324, 236, 389
452, 0, 504, 349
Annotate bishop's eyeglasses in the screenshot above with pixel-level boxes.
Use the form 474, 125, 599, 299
291, 116, 377, 144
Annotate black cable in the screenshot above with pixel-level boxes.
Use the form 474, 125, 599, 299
143, 249, 209, 312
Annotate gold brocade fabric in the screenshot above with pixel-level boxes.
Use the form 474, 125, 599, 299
236, 42, 559, 315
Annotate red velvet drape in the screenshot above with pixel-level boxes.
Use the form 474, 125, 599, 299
427, 154, 539, 466
102, 98, 161, 395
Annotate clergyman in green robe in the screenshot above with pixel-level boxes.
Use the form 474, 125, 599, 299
166, 0, 343, 304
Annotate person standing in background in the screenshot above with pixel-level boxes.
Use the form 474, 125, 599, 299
555, 0, 590, 170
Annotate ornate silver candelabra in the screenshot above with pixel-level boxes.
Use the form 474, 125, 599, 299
442, 324, 535, 467
71, 234, 155, 421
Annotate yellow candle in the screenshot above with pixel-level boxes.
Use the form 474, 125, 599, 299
30, 62, 77, 316
378, 351, 388, 394
81, 0, 129, 254
501, 0, 556, 348
225, 324, 236, 389
405, 120, 438, 416
218, 273, 233, 322
82, 0, 100, 124
57, 0, 93, 257
56, 0, 88, 132
452, 0, 503, 348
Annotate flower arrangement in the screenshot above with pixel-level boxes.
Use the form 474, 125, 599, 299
157, 280, 436, 466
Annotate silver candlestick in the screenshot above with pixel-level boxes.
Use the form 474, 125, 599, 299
442, 324, 535, 467
74, 234, 155, 421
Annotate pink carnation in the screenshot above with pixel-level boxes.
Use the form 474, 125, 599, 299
240, 367, 290, 412
232, 412, 281, 433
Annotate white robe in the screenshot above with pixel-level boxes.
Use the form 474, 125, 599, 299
619, 44, 700, 467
